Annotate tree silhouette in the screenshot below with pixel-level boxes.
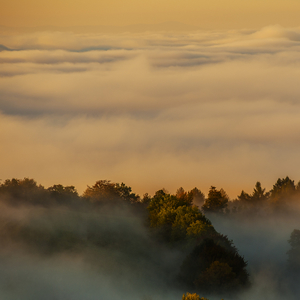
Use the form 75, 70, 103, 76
270, 177, 295, 202
179, 236, 249, 293
287, 229, 300, 272
83, 180, 139, 203
0, 178, 47, 205
202, 186, 229, 214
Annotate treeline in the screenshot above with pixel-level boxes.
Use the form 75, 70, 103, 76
2, 176, 299, 214
172, 176, 300, 216
0, 178, 139, 206
0, 177, 300, 298
230, 177, 300, 216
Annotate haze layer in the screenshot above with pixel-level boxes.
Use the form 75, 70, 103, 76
1, 26, 300, 195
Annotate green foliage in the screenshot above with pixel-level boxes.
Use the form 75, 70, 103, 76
182, 292, 209, 300
147, 187, 249, 294
147, 189, 212, 243
186, 220, 215, 239
202, 186, 229, 214
172, 206, 215, 242
0, 178, 252, 297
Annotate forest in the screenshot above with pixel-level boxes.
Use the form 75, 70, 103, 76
0, 177, 299, 300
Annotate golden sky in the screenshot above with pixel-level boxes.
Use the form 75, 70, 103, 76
1, 0, 300, 29
1, 0, 300, 197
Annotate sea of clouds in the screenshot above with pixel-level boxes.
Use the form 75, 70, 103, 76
1, 25, 300, 195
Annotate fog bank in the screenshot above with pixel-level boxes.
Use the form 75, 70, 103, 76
1, 26, 300, 196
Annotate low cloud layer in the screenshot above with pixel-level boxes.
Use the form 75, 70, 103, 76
1, 25, 300, 196
0, 200, 184, 300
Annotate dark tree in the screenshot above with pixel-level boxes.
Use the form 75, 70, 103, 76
202, 186, 229, 214
287, 229, 300, 272
114, 182, 140, 203
179, 235, 249, 294
251, 182, 269, 203
270, 176, 296, 202
141, 192, 151, 205
83, 180, 139, 204
188, 187, 205, 208
83, 180, 119, 202
233, 182, 269, 214
47, 184, 79, 204
147, 189, 212, 243
0, 178, 47, 205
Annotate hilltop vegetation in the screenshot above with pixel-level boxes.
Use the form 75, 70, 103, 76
0, 176, 299, 299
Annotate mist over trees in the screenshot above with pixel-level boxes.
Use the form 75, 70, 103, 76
0, 176, 299, 299
287, 229, 300, 272
228, 176, 300, 217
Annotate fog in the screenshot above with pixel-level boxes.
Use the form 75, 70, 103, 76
1, 26, 300, 298
0, 199, 186, 300
1, 26, 300, 196
208, 203, 300, 300
0, 190, 299, 300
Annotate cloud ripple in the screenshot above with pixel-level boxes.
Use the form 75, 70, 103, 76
1, 25, 300, 196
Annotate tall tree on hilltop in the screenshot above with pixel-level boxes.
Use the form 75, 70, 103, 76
251, 182, 269, 203
83, 180, 139, 203
270, 176, 296, 202
188, 187, 205, 208
47, 184, 79, 204
202, 186, 229, 214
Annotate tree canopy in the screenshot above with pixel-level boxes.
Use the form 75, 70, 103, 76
3, 175, 300, 298
202, 186, 229, 214
83, 180, 139, 204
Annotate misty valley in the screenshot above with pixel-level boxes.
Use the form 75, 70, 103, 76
2, 0, 300, 298
0, 177, 299, 300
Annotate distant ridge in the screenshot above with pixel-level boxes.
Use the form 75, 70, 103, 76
0, 22, 200, 34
